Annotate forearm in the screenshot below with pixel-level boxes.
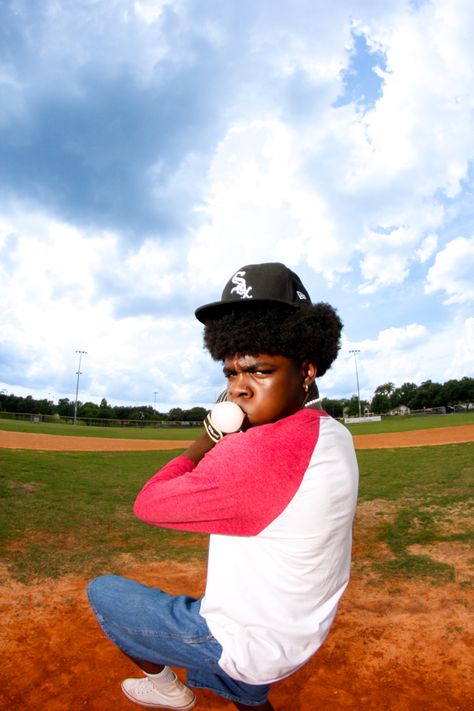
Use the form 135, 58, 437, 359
180, 432, 216, 465
133, 433, 226, 532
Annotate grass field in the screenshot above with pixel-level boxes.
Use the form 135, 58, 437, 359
355, 443, 473, 582
1, 411, 473, 439
2, 418, 472, 711
1, 441, 473, 584
0, 418, 202, 439
344, 411, 474, 434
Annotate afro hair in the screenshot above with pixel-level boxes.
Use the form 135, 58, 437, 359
203, 302, 343, 378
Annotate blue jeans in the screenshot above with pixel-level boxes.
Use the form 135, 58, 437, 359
87, 574, 270, 706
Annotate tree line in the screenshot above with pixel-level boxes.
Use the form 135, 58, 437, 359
322, 376, 474, 418
1, 375, 473, 422
0, 393, 208, 423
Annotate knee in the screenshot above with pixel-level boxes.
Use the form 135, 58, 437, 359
87, 574, 122, 614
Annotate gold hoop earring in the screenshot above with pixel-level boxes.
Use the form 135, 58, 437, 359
304, 384, 309, 392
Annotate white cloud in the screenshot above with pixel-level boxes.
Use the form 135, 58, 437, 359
374, 323, 429, 350
133, 0, 173, 24
358, 0, 474, 194
327, 318, 472, 401
317, 0, 474, 295
416, 233, 438, 263
0, 208, 211, 405
358, 252, 410, 293
447, 317, 474, 377
425, 236, 474, 303
186, 119, 349, 289
1, 1, 474, 408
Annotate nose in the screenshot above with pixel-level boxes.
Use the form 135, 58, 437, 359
227, 373, 252, 400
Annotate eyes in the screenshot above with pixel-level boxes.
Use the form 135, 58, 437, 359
224, 368, 274, 381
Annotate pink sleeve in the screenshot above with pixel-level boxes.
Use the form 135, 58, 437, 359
134, 410, 323, 536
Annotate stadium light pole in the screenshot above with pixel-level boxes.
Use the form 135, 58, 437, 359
349, 349, 361, 418
154, 391, 158, 410
73, 350, 87, 425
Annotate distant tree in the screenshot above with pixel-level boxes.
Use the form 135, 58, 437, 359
127, 409, 144, 421
124, 405, 159, 421
371, 382, 395, 413
321, 398, 345, 418
114, 405, 132, 419
15, 395, 34, 413
345, 395, 369, 417
79, 401, 100, 419
459, 376, 474, 403
441, 377, 474, 407
33, 398, 54, 415
96, 398, 116, 419
0, 392, 23, 412
410, 380, 443, 409
168, 407, 184, 422
140, 406, 157, 419
57, 398, 75, 417
182, 406, 208, 422
391, 382, 418, 409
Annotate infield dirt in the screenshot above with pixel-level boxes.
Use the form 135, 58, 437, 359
1, 422, 474, 450
1, 558, 472, 711
1, 425, 473, 710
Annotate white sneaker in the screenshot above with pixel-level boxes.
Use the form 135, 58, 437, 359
121, 673, 196, 709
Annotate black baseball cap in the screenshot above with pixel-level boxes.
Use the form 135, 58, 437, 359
195, 262, 312, 323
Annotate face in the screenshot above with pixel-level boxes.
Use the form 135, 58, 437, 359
223, 353, 316, 428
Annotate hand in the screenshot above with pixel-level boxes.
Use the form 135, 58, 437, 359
203, 400, 245, 443
202, 389, 228, 443
203, 411, 225, 443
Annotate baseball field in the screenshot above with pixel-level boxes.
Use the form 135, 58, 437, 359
1, 415, 473, 710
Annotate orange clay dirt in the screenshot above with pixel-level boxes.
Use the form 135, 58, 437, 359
1, 425, 473, 710
1, 423, 474, 451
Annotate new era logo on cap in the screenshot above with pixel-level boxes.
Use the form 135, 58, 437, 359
195, 262, 312, 322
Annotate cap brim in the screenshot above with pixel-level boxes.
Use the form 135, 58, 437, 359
195, 298, 300, 323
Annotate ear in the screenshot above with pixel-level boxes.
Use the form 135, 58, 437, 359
301, 361, 317, 390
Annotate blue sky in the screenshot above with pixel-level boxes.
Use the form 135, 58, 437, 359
1, 0, 473, 410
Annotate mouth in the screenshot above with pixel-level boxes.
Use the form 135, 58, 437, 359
237, 408, 253, 430
223, 399, 250, 430
240, 416, 251, 431
227, 401, 251, 427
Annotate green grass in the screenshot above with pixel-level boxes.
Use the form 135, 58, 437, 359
0, 447, 207, 581
344, 411, 474, 435
1, 412, 472, 439
374, 508, 473, 581
356, 442, 474, 582
0, 418, 202, 440
356, 443, 474, 501
1, 442, 473, 584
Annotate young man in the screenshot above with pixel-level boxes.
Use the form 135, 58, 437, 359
88, 262, 359, 710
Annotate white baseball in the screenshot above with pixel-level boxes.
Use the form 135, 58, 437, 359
211, 401, 245, 433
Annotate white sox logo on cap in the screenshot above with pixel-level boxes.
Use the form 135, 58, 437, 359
230, 271, 253, 299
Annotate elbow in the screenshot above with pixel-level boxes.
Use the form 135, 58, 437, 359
133, 494, 147, 522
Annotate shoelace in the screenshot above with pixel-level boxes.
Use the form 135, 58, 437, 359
135, 678, 157, 695
137, 675, 182, 695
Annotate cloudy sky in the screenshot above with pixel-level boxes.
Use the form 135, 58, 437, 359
1, 0, 473, 410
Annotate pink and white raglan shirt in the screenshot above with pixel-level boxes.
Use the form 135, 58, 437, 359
133, 408, 359, 685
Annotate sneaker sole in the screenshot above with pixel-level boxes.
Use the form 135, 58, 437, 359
121, 682, 197, 710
